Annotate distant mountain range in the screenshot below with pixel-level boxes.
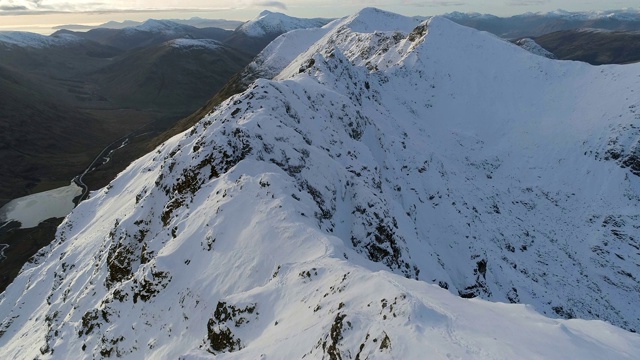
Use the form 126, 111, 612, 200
447, 9, 640, 65
53, 17, 244, 31
224, 10, 332, 55
51, 20, 234, 51
446, 9, 640, 38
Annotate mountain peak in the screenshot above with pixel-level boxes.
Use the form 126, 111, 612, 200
343, 7, 423, 33
238, 11, 331, 38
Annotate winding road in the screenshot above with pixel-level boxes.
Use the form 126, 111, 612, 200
73, 135, 131, 203
0, 244, 8, 261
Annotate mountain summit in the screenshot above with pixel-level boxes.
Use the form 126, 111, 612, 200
1, 9, 640, 359
237, 10, 331, 38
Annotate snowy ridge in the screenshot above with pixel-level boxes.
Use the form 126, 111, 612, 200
576, 27, 640, 35
237, 10, 331, 38
444, 11, 498, 20
514, 38, 557, 59
543, 8, 640, 21
0, 31, 82, 48
577, 28, 615, 33
168, 38, 222, 50
1, 8, 640, 359
242, 26, 334, 82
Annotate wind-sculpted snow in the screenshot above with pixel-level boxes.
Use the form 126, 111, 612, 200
168, 39, 222, 50
514, 38, 557, 59
1, 8, 640, 359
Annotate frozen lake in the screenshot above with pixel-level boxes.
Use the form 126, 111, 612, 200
0, 182, 82, 229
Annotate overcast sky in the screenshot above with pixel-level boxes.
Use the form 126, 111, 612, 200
1, 0, 640, 32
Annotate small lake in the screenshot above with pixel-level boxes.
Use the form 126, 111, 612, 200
0, 182, 82, 229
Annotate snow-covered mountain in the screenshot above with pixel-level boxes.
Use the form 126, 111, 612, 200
53, 20, 233, 51
1, 7, 640, 359
224, 10, 333, 55
54, 18, 243, 32
445, 11, 498, 20
0, 31, 82, 48
237, 10, 331, 38
543, 8, 640, 21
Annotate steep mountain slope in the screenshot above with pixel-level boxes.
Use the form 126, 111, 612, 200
530, 28, 640, 64
1, 8, 640, 359
139, 12, 423, 169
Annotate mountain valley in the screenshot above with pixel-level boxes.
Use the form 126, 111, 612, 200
526, 28, 640, 65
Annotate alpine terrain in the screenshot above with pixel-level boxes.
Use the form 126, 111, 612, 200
1, 8, 640, 359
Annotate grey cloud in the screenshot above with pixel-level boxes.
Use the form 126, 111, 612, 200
0, 0, 287, 15
0, 1, 112, 14
401, 1, 467, 7
251, 1, 288, 10
508, 0, 549, 5
0, 5, 27, 10
0, 7, 242, 16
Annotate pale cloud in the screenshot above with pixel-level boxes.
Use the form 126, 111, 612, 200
0, 0, 638, 19
347, 0, 465, 6
0, 0, 290, 14
0, 0, 110, 13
